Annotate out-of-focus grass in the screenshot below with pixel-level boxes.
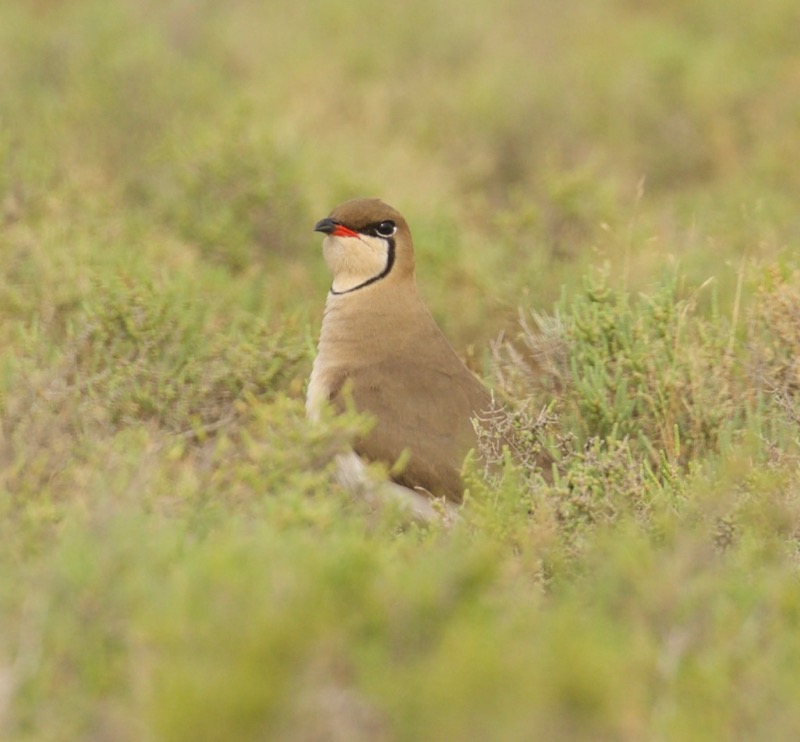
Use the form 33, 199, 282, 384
2, 0, 800, 739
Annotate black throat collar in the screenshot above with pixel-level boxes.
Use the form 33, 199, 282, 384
330, 238, 396, 296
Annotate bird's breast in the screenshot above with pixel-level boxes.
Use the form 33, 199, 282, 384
306, 296, 367, 420
307, 290, 427, 420
306, 357, 335, 422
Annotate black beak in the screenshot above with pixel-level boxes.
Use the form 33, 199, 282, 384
314, 217, 338, 234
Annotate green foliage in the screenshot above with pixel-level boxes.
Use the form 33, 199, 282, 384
749, 268, 800, 424
144, 114, 311, 273
493, 270, 744, 470
71, 276, 308, 430
2, 0, 800, 740
564, 270, 738, 465
0, 275, 310, 522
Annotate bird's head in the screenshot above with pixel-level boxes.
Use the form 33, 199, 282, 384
314, 198, 415, 295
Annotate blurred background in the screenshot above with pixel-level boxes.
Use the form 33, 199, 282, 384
3, 0, 799, 346
3, 2, 800, 739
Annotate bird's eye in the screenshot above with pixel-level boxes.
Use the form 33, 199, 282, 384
375, 220, 396, 237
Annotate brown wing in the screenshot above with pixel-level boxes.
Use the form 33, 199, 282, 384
330, 338, 492, 503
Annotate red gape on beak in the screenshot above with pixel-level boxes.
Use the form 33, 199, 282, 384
332, 224, 359, 238
314, 217, 360, 239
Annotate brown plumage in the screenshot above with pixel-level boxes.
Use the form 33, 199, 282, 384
307, 198, 493, 505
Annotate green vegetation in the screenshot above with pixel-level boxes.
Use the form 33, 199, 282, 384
2, 0, 800, 738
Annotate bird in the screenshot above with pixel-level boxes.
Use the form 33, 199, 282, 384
306, 197, 497, 519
